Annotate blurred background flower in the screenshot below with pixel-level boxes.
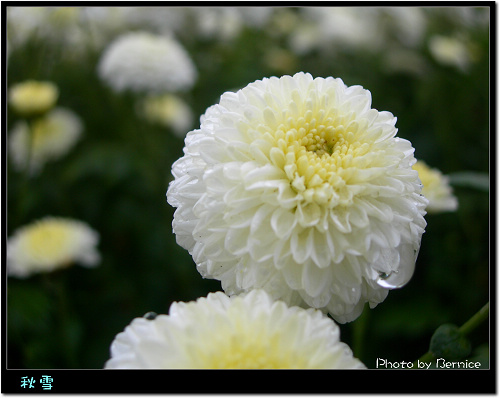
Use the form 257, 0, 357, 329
135, 94, 194, 138
97, 31, 197, 94
413, 160, 459, 213
7, 217, 100, 278
8, 80, 59, 116
9, 107, 83, 175
6, 5, 490, 370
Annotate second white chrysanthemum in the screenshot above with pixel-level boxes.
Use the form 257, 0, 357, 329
167, 72, 428, 323
97, 31, 197, 94
105, 289, 365, 369
7, 217, 100, 278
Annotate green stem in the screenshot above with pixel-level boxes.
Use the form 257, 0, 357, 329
15, 118, 36, 224
459, 302, 489, 336
352, 304, 369, 360
25, 118, 36, 176
43, 272, 78, 368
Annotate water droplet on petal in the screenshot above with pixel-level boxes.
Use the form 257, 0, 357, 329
144, 311, 158, 320
376, 243, 419, 289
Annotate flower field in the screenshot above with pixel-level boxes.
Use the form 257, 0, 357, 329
6, 6, 490, 378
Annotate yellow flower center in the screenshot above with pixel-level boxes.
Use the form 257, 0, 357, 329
198, 331, 308, 369
189, 304, 312, 369
24, 221, 72, 265
267, 111, 369, 206
31, 117, 60, 150
9, 81, 59, 116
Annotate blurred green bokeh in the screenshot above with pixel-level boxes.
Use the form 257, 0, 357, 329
6, 6, 490, 369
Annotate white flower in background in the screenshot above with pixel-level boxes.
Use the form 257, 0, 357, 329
236, 7, 274, 28
381, 8, 427, 47
189, 7, 274, 42
167, 72, 428, 323
105, 290, 366, 369
6, 7, 48, 47
289, 8, 382, 55
428, 35, 473, 72
310, 7, 382, 48
435, 7, 490, 29
413, 160, 458, 213
191, 8, 243, 42
7, 7, 107, 57
9, 107, 83, 174
98, 31, 197, 94
119, 7, 189, 36
136, 94, 194, 138
76, 7, 132, 51
287, 7, 430, 58
7, 217, 100, 278
8, 80, 59, 116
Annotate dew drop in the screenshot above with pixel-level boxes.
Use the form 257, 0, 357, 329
376, 270, 408, 289
144, 311, 158, 320
376, 243, 419, 289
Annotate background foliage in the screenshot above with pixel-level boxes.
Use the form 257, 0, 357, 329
6, 6, 490, 369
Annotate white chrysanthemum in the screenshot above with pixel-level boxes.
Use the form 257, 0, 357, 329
97, 31, 197, 93
7, 217, 100, 278
105, 290, 365, 369
413, 160, 458, 213
136, 94, 194, 138
9, 107, 83, 174
8, 80, 59, 116
167, 72, 428, 323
